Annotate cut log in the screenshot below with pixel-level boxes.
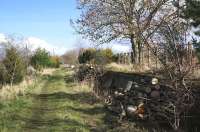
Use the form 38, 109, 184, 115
150, 90, 160, 98
138, 114, 144, 119
136, 103, 145, 119
120, 102, 126, 120
107, 106, 121, 114
154, 85, 160, 90
137, 92, 143, 97
140, 78, 145, 83
137, 99, 144, 105
127, 105, 137, 113
134, 86, 152, 94
133, 82, 139, 88
104, 96, 112, 105
94, 71, 197, 126
114, 91, 124, 96
128, 98, 137, 105
152, 78, 159, 85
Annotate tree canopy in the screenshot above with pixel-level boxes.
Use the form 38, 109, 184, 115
74, 0, 177, 63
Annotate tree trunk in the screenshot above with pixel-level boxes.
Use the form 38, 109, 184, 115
148, 47, 150, 67
131, 34, 136, 64
10, 61, 17, 88
141, 44, 144, 65
138, 40, 142, 64
156, 47, 158, 69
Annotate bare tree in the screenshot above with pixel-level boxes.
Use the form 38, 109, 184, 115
144, 15, 196, 130
74, 0, 176, 64
61, 49, 79, 65
75, 0, 197, 130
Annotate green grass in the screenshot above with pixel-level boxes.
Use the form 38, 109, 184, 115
0, 68, 150, 132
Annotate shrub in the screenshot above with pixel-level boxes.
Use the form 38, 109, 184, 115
78, 48, 114, 64
0, 63, 7, 85
94, 49, 114, 64
99, 48, 113, 62
62, 49, 79, 64
3, 47, 26, 84
30, 48, 51, 70
94, 50, 107, 65
78, 48, 96, 64
49, 56, 60, 68
112, 54, 119, 63
75, 65, 98, 82
31, 48, 61, 69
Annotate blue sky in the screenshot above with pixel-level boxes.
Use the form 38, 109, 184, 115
0, 0, 131, 55
0, 0, 82, 54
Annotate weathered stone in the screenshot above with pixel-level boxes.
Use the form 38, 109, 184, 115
103, 78, 113, 89
124, 81, 133, 92
134, 86, 152, 94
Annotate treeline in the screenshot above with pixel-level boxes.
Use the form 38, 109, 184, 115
31, 48, 60, 70
0, 40, 60, 87
78, 48, 118, 64
61, 48, 118, 65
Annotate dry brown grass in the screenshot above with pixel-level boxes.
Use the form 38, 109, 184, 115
0, 77, 34, 100
191, 68, 200, 79
41, 68, 57, 75
105, 63, 134, 72
105, 63, 154, 73
0, 68, 57, 100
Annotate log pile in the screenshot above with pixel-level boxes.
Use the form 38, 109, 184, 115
75, 64, 96, 81
94, 71, 192, 127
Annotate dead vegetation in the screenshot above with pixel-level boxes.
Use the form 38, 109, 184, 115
0, 78, 34, 100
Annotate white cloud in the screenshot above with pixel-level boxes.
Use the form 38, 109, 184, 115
0, 33, 130, 55
26, 37, 66, 55
27, 37, 54, 51
0, 33, 7, 44
26, 37, 67, 55
84, 39, 131, 53
100, 43, 131, 53
111, 44, 131, 53
0, 33, 68, 55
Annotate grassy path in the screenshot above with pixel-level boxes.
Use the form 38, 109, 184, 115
0, 69, 120, 132
0, 68, 148, 132
23, 69, 105, 132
